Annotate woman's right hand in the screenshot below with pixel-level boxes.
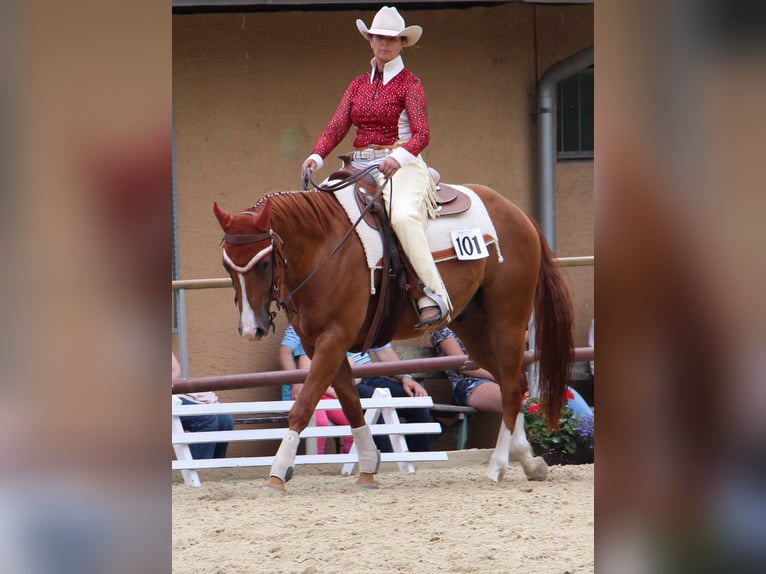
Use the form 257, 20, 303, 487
301, 158, 317, 181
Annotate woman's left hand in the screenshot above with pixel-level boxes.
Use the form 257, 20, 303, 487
402, 376, 427, 397
379, 157, 401, 178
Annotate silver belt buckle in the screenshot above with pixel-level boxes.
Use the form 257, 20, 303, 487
354, 148, 390, 161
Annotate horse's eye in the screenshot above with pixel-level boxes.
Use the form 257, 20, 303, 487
258, 260, 270, 271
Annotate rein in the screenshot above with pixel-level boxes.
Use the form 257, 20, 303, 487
278, 168, 390, 312
305, 164, 381, 193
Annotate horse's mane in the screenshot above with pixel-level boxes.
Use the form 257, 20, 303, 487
251, 190, 346, 233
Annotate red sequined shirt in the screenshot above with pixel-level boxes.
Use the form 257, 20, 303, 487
311, 56, 430, 166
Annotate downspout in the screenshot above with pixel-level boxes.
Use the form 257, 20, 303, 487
537, 44, 594, 252
172, 99, 189, 378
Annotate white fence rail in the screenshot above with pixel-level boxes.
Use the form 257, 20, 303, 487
173, 388, 446, 487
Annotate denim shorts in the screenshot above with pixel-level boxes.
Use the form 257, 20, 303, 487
453, 378, 494, 407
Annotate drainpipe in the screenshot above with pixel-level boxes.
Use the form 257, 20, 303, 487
537, 44, 594, 252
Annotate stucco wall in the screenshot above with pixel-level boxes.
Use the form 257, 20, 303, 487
172, 3, 593, 420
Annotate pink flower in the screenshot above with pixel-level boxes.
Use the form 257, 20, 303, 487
565, 389, 575, 401
528, 403, 541, 415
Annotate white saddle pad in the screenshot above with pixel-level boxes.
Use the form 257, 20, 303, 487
332, 182, 504, 294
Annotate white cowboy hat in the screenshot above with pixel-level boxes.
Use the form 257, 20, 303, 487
356, 6, 423, 46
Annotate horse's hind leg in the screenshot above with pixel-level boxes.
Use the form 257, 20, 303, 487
491, 398, 548, 483
453, 295, 547, 483
487, 375, 548, 482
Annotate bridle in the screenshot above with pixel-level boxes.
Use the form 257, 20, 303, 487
221, 209, 282, 333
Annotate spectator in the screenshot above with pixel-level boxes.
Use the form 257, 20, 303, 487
172, 352, 234, 459
278, 326, 354, 455
431, 326, 593, 419
280, 325, 433, 453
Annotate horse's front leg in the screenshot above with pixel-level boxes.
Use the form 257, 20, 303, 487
332, 360, 380, 489
263, 346, 346, 494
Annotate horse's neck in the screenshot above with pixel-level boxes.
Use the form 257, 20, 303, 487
271, 193, 347, 246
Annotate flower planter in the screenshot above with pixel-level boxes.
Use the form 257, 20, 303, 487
532, 443, 594, 466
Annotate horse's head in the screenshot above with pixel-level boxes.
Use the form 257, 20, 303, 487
214, 200, 274, 341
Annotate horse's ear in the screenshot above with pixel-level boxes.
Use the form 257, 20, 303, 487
252, 199, 272, 232
213, 202, 233, 231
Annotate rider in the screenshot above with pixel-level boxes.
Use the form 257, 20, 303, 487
301, 6, 451, 327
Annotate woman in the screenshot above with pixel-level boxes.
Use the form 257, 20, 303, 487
301, 6, 450, 327
430, 327, 506, 413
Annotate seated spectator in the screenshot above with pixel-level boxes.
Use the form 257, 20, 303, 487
349, 345, 433, 453
431, 326, 593, 419
278, 326, 354, 455
280, 325, 433, 453
172, 352, 234, 460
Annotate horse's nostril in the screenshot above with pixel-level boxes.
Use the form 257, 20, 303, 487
238, 325, 243, 336
256, 328, 266, 339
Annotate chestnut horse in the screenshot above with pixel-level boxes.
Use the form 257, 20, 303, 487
214, 183, 573, 493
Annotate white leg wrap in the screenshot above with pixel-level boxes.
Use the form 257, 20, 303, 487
351, 425, 380, 474
270, 430, 300, 482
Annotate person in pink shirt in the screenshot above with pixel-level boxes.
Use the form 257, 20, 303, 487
301, 6, 451, 327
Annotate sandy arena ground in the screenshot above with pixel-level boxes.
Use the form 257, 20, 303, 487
173, 449, 594, 574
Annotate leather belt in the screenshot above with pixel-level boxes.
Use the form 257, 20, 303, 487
352, 142, 405, 161
352, 148, 393, 161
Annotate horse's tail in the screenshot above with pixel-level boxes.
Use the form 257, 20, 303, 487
533, 225, 575, 429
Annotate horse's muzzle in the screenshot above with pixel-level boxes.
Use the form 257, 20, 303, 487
238, 322, 268, 341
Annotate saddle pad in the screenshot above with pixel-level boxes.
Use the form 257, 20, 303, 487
332, 182, 504, 293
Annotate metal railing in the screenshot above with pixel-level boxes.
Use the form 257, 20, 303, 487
171, 256, 593, 378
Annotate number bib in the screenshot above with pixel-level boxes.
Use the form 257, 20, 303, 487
450, 228, 490, 260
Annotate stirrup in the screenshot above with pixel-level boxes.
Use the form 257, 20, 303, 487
418, 288, 449, 327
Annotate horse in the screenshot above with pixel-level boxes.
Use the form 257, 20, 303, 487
214, 178, 574, 493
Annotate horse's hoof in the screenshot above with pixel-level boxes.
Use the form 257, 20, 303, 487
487, 466, 505, 484
261, 485, 286, 495
356, 473, 379, 489
524, 457, 549, 482
263, 476, 287, 494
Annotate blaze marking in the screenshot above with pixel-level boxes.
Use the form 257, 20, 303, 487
238, 273, 257, 337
